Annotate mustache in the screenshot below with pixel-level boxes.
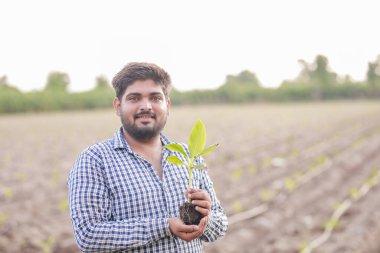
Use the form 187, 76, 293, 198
134, 112, 156, 119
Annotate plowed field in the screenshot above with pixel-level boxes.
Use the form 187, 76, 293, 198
1, 101, 380, 253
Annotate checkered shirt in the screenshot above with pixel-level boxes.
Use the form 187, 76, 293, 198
68, 127, 228, 252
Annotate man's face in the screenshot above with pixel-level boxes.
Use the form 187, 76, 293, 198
113, 79, 170, 142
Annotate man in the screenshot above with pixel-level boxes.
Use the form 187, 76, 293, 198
68, 62, 228, 252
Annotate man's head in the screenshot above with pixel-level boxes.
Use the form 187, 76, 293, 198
112, 62, 172, 142
112, 62, 172, 100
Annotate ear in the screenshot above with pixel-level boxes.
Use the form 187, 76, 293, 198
166, 97, 171, 115
113, 97, 121, 116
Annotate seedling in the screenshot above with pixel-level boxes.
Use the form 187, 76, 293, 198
15, 172, 27, 182
259, 189, 274, 202
3, 187, 13, 200
0, 212, 9, 226
38, 236, 55, 253
284, 177, 297, 192
293, 171, 304, 181
349, 187, 360, 200
297, 242, 308, 253
50, 168, 61, 188
367, 170, 379, 186
165, 119, 218, 225
248, 166, 257, 175
262, 158, 272, 170
232, 200, 243, 213
290, 149, 299, 158
312, 155, 328, 168
231, 168, 244, 181
322, 218, 339, 231
59, 199, 69, 213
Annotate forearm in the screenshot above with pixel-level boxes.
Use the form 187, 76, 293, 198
68, 150, 172, 252
72, 217, 171, 252
200, 209, 228, 242
197, 166, 228, 242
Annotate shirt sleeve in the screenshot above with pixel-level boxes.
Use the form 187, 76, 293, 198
198, 165, 228, 242
68, 148, 172, 252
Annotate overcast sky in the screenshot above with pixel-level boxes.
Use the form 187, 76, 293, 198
1, 0, 379, 92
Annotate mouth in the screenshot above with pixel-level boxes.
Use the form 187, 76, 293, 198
135, 113, 156, 121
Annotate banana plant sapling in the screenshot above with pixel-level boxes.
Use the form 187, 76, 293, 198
164, 119, 218, 225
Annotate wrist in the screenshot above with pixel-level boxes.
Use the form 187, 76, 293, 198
167, 218, 174, 238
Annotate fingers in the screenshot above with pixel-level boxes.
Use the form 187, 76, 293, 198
169, 217, 206, 242
187, 189, 211, 202
200, 216, 208, 233
191, 199, 211, 210
181, 217, 208, 241
177, 223, 199, 233
197, 216, 207, 233
186, 188, 212, 217
194, 205, 210, 216
180, 230, 200, 242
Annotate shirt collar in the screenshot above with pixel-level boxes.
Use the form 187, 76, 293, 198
113, 127, 173, 152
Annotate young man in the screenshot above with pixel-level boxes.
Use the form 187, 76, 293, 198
68, 62, 228, 252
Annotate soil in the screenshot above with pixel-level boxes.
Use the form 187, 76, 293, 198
1, 102, 380, 253
180, 202, 202, 225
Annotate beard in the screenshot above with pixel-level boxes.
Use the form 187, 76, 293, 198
121, 111, 167, 142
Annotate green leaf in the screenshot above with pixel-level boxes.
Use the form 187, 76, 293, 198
164, 143, 189, 159
196, 143, 218, 158
166, 156, 185, 166
188, 119, 206, 158
194, 163, 206, 170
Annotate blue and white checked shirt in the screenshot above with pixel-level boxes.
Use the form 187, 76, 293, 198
68, 127, 228, 252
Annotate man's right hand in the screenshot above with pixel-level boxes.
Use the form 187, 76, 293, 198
168, 217, 207, 242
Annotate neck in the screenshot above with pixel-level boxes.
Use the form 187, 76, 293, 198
122, 129, 162, 152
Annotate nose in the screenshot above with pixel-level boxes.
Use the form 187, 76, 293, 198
139, 98, 152, 111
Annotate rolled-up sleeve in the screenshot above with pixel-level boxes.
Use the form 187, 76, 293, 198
198, 169, 228, 242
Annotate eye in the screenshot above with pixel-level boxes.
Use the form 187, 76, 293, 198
127, 96, 139, 102
151, 95, 163, 102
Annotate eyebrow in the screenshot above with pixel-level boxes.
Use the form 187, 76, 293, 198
126, 92, 164, 96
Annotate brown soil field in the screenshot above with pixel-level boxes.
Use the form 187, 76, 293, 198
1, 101, 380, 253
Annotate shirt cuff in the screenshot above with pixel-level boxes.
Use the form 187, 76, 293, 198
149, 218, 172, 242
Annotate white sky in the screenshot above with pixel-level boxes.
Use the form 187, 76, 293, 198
0, 0, 379, 92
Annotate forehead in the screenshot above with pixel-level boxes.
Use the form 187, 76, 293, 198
124, 79, 164, 95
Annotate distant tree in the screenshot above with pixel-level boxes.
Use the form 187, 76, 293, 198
216, 70, 263, 102
366, 55, 380, 88
0, 76, 20, 92
224, 70, 261, 88
44, 72, 70, 92
296, 55, 337, 87
290, 55, 338, 99
0, 76, 25, 113
296, 59, 311, 83
95, 75, 111, 89
0, 75, 8, 86
311, 55, 337, 87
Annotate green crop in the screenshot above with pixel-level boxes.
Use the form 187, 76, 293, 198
164, 119, 218, 198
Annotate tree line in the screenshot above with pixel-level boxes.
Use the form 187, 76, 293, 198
1, 54, 380, 113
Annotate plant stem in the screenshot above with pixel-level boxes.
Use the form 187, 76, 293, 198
187, 164, 193, 202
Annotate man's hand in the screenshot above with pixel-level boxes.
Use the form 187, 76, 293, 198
185, 188, 212, 217
168, 217, 208, 242
168, 188, 211, 241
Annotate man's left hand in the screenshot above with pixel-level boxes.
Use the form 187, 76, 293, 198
185, 188, 212, 217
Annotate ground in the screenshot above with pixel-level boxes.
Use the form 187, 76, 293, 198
1, 101, 380, 253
